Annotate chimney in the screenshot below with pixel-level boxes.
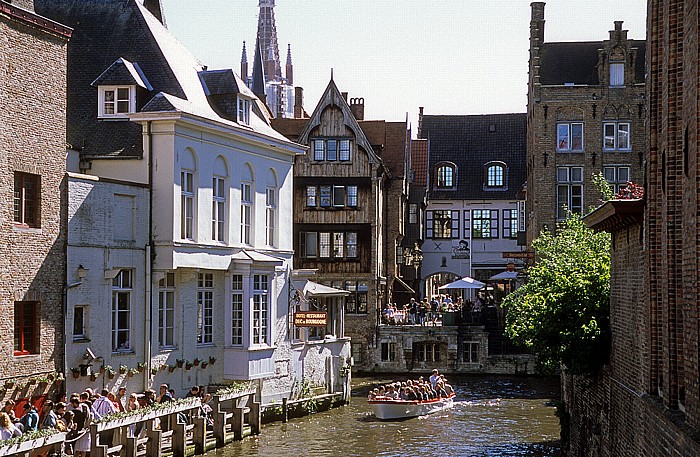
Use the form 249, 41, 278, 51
341, 92, 348, 102
143, 0, 166, 26
418, 107, 424, 138
294, 86, 304, 118
530, 2, 545, 45
350, 98, 365, 121
610, 21, 628, 42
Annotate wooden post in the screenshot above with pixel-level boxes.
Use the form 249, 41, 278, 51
213, 411, 227, 447
282, 397, 288, 423
192, 416, 206, 455
171, 416, 186, 457
249, 393, 261, 435
125, 436, 137, 457
90, 424, 108, 457
232, 406, 244, 441
146, 420, 163, 457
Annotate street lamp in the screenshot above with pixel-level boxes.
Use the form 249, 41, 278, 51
404, 242, 423, 276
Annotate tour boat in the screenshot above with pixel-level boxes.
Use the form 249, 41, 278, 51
368, 393, 455, 420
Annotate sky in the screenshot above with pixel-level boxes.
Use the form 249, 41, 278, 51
160, 0, 647, 132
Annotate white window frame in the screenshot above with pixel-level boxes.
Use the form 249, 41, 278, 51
197, 273, 214, 345
238, 96, 251, 125
556, 166, 584, 220
181, 170, 195, 240
300, 231, 318, 258
472, 209, 499, 239
306, 186, 317, 207
266, 187, 276, 247
409, 203, 418, 224
73, 305, 88, 341
556, 122, 584, 152
436, 163, 456, 188
158, 273, 176, 349
212, 176, 226, 242
312, 138, 352, 161
98, 85, 135, 118
486, 164, 505, 187
241, 182, 252, 245
603, 122, 631, 151
252, 274, 269, 346
603, 165, 631, 194
111, 269, 132, 353
610, 62, 624, 87
231, 274, 244, 346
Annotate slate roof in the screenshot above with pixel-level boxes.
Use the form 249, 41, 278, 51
539, 40, 645, 86
419, 113, 526, 200
34, 0, 292, 159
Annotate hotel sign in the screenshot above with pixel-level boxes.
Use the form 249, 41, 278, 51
294, 311, 328, 327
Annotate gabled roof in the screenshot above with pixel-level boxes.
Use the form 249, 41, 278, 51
91, 58, 153, 90
539, 40, 645, 86
34, 0, 296, 158
411, 139, 428, 187
298, 78, 381, 165
419, 113, 527, 201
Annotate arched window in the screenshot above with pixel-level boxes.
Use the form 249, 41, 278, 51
180, 148, 197, 240
266, 169, 278, 248
485, 162, 506, 188
212, 156, 228, 242
435, 162, 456, 188
240, 164, 254, 245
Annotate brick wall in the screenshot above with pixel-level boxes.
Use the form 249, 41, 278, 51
0, 9, 68, 382
563, 1, 700, 454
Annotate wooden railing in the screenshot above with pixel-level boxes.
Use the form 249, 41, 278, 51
0, 389, 260, 457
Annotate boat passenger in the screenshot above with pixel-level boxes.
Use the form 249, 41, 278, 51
436, 381, 448, 398
377, 386, 386, 397
399, 388, 409, 401
429, 369, 439, 388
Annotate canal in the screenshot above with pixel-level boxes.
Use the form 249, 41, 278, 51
219, 375, 561, 457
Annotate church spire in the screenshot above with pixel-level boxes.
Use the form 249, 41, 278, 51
241, 41, 249, 81
251, 38, 267, 102
285, 43, 293, 85
256, 0, 281, 82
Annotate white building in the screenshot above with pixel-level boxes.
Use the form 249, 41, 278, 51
418, 113, 528, 299
50, 0, 350, 401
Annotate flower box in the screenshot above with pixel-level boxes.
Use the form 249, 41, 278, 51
0, 431, 66, 455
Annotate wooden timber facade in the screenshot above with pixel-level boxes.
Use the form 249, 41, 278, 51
273, 79, 389, 369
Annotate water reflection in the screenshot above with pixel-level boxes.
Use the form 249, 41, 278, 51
219, 375, 560, 457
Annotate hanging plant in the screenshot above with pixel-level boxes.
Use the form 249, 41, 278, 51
89, 373, 98, 382
168, 365, 176, 373
70, 368, 81, 379
176, 359, 184, 368
47, 372, 56, 382
4, 380, 15, 389
201, 361, 208, 370
107, 368, 116, 380
193, 358, 201, 367
119, 365, 128, 374
127, 369, 138, 378
208, 356, 216, 365
27, 377, 37, 386
151, 367, 158, 376
53, 374, 65, 385
99, 366, 106, 375
160, 364, 168, 371
185, 361, 193, 370
136, 362, 146, 373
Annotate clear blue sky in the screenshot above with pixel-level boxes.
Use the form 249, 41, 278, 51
160, 0, 647, 130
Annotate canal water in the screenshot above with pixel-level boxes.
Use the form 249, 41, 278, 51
219, 375, 561, 457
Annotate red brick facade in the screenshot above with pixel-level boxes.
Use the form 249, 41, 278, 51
569, 0, 700, 454
0, 1, 69, 386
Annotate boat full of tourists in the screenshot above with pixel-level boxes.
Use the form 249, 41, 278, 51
368, 393, 456, 420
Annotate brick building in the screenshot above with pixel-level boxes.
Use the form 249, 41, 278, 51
0, 1, 70, 388
526, 2, 645, 244
569, 0, 700, 455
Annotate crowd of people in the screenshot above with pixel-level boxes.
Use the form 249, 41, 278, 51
367, 369, 454, 402
0, 384, 214, 455
381, 293, 496, 326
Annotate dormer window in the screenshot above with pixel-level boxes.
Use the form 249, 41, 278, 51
98, 86, 135, 118
435, 162, 456, 189
485, 162, 507, 188
238, 97, 251, 125
92, 58, 152, 120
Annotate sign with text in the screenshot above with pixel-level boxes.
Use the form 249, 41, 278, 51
502, 251, 535, 259
294, 311, 328, 327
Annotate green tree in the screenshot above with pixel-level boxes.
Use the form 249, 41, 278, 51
502, 215, 611, 375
